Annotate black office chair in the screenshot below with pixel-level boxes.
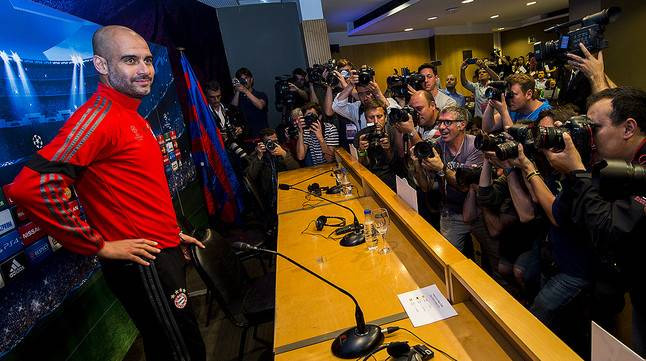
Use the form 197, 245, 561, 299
191, 228, 275, 361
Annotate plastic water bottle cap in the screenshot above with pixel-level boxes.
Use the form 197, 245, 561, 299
364, 209, 371, 215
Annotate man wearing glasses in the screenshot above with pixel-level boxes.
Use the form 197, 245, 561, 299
416, 106, 483, 252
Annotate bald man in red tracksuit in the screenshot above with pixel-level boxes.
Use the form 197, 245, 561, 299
8, 26, 205, 361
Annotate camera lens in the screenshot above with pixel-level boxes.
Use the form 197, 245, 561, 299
265, 140, 277, 152
535, 126, 565, 150
413, 140, 436, 159
495, 141, 519, 160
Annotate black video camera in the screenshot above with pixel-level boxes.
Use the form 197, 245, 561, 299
484, 81, 509, 101
534, 7, 621, 63
388, 106, 419, 125
357, 65, 375, 86
535, 115, 595, 165
413, 138, 440, 159
274, 75, 296, 112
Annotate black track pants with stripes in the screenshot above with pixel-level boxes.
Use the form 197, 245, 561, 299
101, 247, 206, 361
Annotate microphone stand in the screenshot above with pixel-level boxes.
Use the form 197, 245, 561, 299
232, 242, 383, 358
279, 184, 365, 246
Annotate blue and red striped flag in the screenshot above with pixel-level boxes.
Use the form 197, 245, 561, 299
180, 53, 243, 223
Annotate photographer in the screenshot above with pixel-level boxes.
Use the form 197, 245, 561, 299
205, 80, 245, 143
296, 102, 339, 166
231, 67, 268, 138
247, 128, 300, 233
354, 100, 399, 189
415, 63, 457, 110
390, 90, 440, 159
482, 73, 551, 132
416, 106, 483, 252
460, 58, 500, 117
332, 66, 400, 131
288, 67, 310, 108
542, 88, 646, 357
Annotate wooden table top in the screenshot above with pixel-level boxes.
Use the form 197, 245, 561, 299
275, 303, 524, 360
277, 163, 364, 215
274, 197, 446, 353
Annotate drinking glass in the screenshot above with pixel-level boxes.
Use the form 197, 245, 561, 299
372, 208, 390, 254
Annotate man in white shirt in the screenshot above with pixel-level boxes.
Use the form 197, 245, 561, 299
460, 59, 500, 117
205, 80, 243, 141
415, 63, 457, 110
332, 69, 400, 135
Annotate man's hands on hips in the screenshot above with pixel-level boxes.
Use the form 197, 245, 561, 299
97, 238, 161, 266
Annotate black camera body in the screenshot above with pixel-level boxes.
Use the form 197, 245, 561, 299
535, 115, 594, 164
389, 106, 419, 125
392, 344, 434, 361
484, 81, 508, 101
263, 139, 277, 152
413, 138, 440, 159
474, 132, 507, 152
357, 66, 375, 86
365, 126, 385, 149
303, 113, 319, 130
534, 7, 620, 63
456, 165, 483, 187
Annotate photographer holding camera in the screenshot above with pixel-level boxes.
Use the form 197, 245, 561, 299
482, 73, 551, 132
205, 81, 245, 142
296, 102, 339, 166
415, 106, 483, 252
288, 67, 311, 108
460, 58, 501, 117
332, 65, 401, 131
354, 100, 399, 189
231, 67, 268, 138
540, 88, 646, 356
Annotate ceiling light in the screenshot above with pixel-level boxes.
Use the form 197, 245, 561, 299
497, 27, 505, 31
490, 14, 499, 19
527, 1, 537, 5
427, 16, 438, 20
461, 0, 474, 3
404, 28, 414, 31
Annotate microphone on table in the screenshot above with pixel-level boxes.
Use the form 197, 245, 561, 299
231, 242, 384, 359
278, 184, 364, 247
282, 168, 335, 189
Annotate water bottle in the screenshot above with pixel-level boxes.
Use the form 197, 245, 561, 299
363, 209, 378, 251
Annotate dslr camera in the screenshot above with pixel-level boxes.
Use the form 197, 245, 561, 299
386, 68, 425, 99
357, 65, 375, 86
303, 113, 319, 130
595, 160, 646, 197
534, 7, 620, 63
388, 106, 419, 125
263, 139, 277, 152
535, 115, 595, 164
413, 138, 440, 159
484, 81, 509, 102
456, 165, 483, 187
232, 77, 247, 88
364, 126, 385, 149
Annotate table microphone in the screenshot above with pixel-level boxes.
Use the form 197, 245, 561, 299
282, 168, 335, 189
231, 242, 384, 358
278, 184, 364, 247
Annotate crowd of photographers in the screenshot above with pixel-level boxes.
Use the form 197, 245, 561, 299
205, 34, 645, 357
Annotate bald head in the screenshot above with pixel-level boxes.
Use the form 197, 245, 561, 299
93, 25, 145, 58
91, 25, 154, 99
411, 90, 434, 106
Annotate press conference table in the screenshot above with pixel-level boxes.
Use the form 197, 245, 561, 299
273, 149, 581, 360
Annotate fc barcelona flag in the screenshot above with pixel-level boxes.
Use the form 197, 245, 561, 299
180, 53, 243, 223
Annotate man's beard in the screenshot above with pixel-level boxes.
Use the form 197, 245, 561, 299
107, 68, 153, 99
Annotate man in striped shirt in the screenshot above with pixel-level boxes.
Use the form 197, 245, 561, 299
296, 102, 339, 166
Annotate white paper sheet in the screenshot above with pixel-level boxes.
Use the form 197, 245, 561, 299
349, 144, 358, 160
397, 285, 457, 327
396, 176, 418, 212
592, 321, 644, 361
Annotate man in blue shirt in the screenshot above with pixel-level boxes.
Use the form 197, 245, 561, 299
441, 74, 466, 107
482, 73, 551, 132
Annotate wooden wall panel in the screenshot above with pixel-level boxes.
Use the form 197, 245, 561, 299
500, 18, 563, 62
335, 38, 432, 91
434, 33, 493, 95
302, 19, 332, 66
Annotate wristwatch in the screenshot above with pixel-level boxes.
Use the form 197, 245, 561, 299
503, 167, 515, 176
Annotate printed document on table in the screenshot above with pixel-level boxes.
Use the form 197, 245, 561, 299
397, 284, 457, 327
349, 144, 358, 160
396, 175, 418, 212
592, 321, 644, 361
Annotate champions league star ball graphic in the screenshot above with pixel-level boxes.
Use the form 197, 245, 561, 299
32, 135, 44, 150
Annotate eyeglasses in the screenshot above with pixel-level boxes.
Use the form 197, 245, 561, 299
437, 119, 465, 127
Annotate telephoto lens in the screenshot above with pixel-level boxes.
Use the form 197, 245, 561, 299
535, 126, 566, 150
264, 139, 277, 152
474, 132, 506, 151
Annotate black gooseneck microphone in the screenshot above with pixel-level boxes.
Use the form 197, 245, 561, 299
283, 168, 335, 189
278, 184, 364, 247
231, 242, 383, 358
